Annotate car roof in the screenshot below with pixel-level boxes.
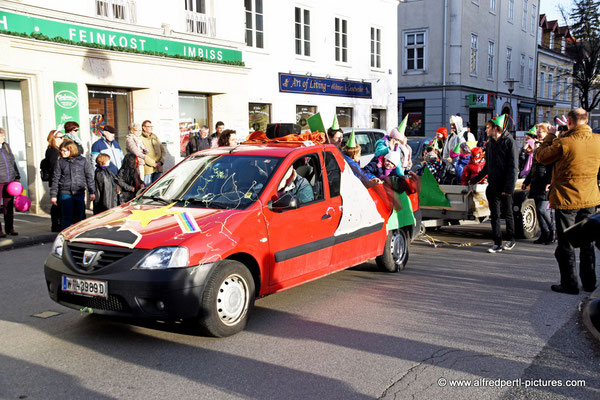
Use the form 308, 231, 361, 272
192, 142, 337, 158
341, 127, 387, 135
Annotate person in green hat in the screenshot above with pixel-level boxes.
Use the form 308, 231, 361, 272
470, 114, 519, 253
518, 125, 538, 179
327, 115, 343, 148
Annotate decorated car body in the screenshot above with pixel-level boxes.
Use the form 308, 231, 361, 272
44, 136, 417, 337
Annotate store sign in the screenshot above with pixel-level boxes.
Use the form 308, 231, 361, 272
53, 81, 80, 131
468, 93, 495, 109
0, 10, 242, 63
279, 73, 372, 99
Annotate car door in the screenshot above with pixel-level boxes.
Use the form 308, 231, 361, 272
263, 150, 340, 290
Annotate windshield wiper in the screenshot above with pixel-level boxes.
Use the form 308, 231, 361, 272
140, 195, 172, 205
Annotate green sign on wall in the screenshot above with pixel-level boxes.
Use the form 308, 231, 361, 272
0, 9, 242, 63
53, 81, 80, 133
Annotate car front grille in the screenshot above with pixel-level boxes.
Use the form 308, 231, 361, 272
67, 242, 134, 272
59, 292, 130, 313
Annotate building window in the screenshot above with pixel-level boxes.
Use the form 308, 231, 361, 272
96, 0, 133, 21
564, 77, 569, 101
540, 71, 545, 97
404, 30, 426, 72
371, 109, 386, 129
402, 100, 425, 136
519, 54, 525, 86
487, 41, 494, 78
336, 107, 353, 128
185, 0, 205, 13
371, 27, 381, 68
295, 7, 311, 56
185, 0, 215, 36
555, 79, 561, 100
549, 33, 554, 50
528, 57, 533, 88
245, 0, 264, 48
506, 47, 512, 79
88, 87, 131, 152
548, 73, 553, 99
335, 17, 348, 62
531, 4, 537, 33
490, 0, 496, 12
296, 105, 317, 131
470, 34, 478, 75
178, 92, 208, 157
561, 37, 566, 53
508, 0, 514, 21
522, 0, 527, 30
249, 103, 270, 133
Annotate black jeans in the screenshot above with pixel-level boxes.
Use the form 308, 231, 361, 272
554, 207, 597, 290
486, 188, 515, 246
534, 199, 553, 238
0, 182, 15, 234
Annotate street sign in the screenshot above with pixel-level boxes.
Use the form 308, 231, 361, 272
398, 96, 406, 103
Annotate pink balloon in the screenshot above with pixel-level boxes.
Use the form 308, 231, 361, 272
14, 195, 31, 212
6, 181, 23, 196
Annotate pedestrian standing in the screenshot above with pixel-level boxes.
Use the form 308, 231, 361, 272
63, 121, 84, 156
522, 123, 554, 245
140, 120, 165, 185
117, 153, 145, 204
125, 123, 148, 182
91, 125, 123, 175
536, 108, 600, 295
50, 140, 96, 230
45, 130, 64, 232
93, 154, 118, 214
186, 125, 211, 155
0, 127, 20, 237
471, 115, 519, 253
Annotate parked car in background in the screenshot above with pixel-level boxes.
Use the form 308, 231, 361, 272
407, 136, 434, 167
341, 128, 386, 167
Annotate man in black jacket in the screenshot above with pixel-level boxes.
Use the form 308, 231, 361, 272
471, 115, 519, 253
186, 125, 211, 156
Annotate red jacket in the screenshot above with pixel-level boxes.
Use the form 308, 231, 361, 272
461, 160, 486, 185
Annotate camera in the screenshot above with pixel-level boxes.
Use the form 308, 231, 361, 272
557, 125, 568, 132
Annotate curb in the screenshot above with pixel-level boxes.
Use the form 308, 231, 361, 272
0, 233, 58, 252
582, 287, 600, 343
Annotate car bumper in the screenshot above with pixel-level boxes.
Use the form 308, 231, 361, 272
44, 249, 214, 320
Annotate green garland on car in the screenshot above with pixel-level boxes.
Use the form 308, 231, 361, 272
0, 29, 245, 67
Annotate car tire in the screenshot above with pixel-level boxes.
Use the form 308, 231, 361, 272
376, 228, 409, 272
198, 260, 255, 337
515, 198, 539, 239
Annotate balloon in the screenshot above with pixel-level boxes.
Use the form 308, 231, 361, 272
14, 195, 31, 212
6, 181, 23, 196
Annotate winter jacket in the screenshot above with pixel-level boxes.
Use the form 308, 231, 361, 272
93, 167, 118, 214
461, 159, 486, 186
91, 137, 124, 175
343, 154, 376, 183
363, 155, 399, 180
442, 132, 466, 160
454, 155, 470, 179
523, 157, 552, 201
0, 142, 20, 183
186, 134, 212, 155
116, 166, 143, 204
374, 137, 405, 176
536, 124, 600, 210
140, 132, 165, 175
44, 147, 60, 186
50, 155, 95, 198
125, 134, 148, 167
472, 132, 518, 193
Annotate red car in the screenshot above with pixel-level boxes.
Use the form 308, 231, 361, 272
44, 142, 414, 337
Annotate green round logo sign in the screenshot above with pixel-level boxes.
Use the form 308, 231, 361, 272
55, 90, 79, 109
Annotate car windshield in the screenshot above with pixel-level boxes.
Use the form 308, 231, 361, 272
137, 154, 282, 209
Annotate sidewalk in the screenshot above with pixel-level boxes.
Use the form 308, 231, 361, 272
0, 212, 58, 251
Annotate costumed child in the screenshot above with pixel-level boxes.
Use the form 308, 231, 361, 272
363, 150, 402, 180
374, 115, 411, 176
93, 153, 119, 215
518, 126, 537, 179
341, 129, 378, 185
461, 147, 486, 185
450, 142, 471, 179
429, 127, 447, 154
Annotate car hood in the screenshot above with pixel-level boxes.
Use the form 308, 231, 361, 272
62, 203, 238, 249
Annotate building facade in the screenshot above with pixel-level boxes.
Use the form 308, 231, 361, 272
397, 0, 539, 137
535, 14, 574, 125
0, 0, 399, 215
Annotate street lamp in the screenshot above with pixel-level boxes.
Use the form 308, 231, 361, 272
504, 78, 519, 132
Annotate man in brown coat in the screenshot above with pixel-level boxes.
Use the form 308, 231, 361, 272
536, 108, 600, 295
141, 120, 166, 185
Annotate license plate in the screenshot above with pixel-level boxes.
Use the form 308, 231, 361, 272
61, 276, 108, 298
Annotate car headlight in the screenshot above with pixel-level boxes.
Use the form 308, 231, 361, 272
52, 234, 64, 258
136, 247, 189, 270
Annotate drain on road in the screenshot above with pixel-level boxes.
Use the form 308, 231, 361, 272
31, 311, 61, 319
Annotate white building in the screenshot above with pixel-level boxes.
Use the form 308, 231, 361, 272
397, 0, 539, 137
0, 0, 398, 214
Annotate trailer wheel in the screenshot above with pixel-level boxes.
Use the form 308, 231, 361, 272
515, 198, 539, 239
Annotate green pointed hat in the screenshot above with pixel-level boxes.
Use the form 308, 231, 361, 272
331, 114, 340, 131
490, 114, 508, 131
527, 125, 537, 137
452, 143, 461, 153
397, 114, 409, 137
347, 128, 357, 148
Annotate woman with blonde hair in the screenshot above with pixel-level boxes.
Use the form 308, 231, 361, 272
45, 130, 64, 231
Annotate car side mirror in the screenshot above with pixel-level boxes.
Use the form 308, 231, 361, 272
269, 193, 299, 212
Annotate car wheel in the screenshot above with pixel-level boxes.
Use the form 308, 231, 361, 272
198, 260, 255, 337
376, 228, 409, 272
515, 198, 539, 239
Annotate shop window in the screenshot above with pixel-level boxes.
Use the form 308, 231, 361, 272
249, 103, 271, 133
179, 92, 208, 156
88, 87, 131, 151
296, 105, 317, 132
402, 100, 425, 136
371, 109, 386, 129
336, 107, 353, 128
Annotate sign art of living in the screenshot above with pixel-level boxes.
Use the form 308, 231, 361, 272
279, 73, 372, 99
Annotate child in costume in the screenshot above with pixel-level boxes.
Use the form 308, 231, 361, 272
461, 147, 486, 185
450, 142, 471, 178
363, 151, 402, 180
374, 115, 410, 176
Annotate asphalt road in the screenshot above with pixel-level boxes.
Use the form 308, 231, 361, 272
1, 227, 599, 400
